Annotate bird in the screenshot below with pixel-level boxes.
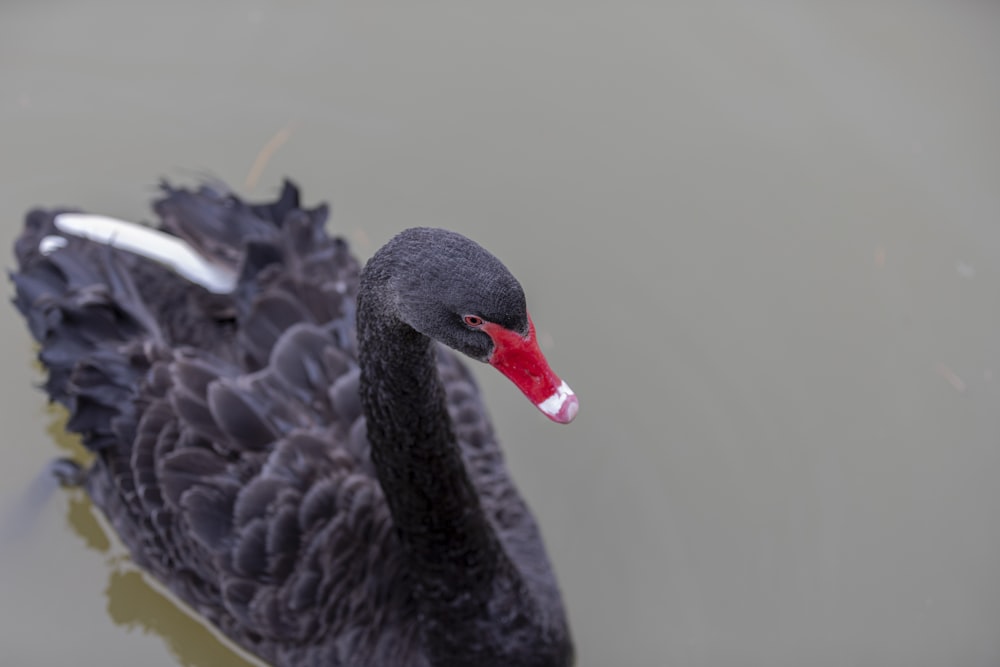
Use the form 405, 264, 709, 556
11, 179, 577, 667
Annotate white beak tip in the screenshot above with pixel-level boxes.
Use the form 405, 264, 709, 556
536, 381, 579, 424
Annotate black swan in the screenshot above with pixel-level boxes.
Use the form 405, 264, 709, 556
11, 180, 577, 667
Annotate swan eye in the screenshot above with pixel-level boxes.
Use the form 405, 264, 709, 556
463, 315, 485, 328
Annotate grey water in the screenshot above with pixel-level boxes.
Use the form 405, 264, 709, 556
2, 2, 1000, 666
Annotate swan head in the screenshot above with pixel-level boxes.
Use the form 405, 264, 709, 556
366, 227, 578, 424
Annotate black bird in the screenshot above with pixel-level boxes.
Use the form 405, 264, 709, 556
11, 180, 577, 667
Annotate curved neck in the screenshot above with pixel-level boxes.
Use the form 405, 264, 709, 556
355, 252, 570, 667
356, 287, 505, 608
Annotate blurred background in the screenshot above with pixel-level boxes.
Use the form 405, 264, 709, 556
2, 2, 1000, 666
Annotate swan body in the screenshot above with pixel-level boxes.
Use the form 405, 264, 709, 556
11, 181, 575, 667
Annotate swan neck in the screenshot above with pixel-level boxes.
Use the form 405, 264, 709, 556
356, 286, 504, 593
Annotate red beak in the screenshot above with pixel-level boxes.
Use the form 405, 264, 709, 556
483, 314, 578, 424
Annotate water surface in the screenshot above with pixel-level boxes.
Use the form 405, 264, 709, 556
2, 2, 1000, 665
